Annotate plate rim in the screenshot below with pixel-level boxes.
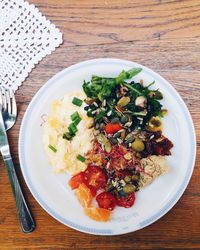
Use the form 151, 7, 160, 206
18, 58, 196, 235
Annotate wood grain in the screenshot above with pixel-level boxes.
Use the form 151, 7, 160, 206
0, 0, 199, 249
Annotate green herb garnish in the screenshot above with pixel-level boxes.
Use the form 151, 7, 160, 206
48, 144, 57, 153
72, 97, 83, 107
83, 68, 142, 101
82, 67, 166, 130
71, 111, 79, 121
77, 154, 86, 162
86, 110, 93, 117
123, 83, 143, 96
73, 116, 81, 125
68, 123, 78, 135
63, 132, 73, 140
71, 111, 81, 125
116, 68, 142, 84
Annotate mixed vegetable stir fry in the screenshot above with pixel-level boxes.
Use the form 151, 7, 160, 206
64, 68, 173, 219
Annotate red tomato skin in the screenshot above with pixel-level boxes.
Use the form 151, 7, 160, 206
69, 165, 107, 196
68, 172, 85, 189
96, 192, 117, 211
84, 183, 97, 197
116, 193, 135, 208
105, 123, 122, 134
84, 165, 107, 191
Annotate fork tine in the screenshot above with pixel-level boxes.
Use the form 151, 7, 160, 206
0, 87, 3, 110
11, 90, 17, 116
1, 87, 7, 112
5, 89, 12, 114
0, 88, 17, 131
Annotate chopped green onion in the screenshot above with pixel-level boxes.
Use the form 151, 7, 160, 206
48, 144, 57, 153
68, 123, 78, 135
63, 132, 73, 140
71, 112, 81, 125
73, 116, 81, 125
64, 113, 81, 140
77, 154, 86, 162
72, 97, 83, 107
71, 111, 80, 121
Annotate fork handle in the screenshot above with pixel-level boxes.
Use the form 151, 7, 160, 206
4, 157, 35, 233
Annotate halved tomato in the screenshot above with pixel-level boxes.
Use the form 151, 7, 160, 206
96, 192, 116, 211
84, 184, 97, 197
68, 172, 85, 189
116, 193, 135, 208
84, 165, 107, 192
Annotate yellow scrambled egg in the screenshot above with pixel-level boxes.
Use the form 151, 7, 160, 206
43, 91, 94, 174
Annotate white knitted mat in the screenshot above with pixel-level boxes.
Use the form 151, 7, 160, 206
0, 0, 63, 91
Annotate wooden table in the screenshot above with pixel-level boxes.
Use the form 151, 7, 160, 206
0, 0, 199, 249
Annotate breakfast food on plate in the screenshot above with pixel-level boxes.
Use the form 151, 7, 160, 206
43, 68, 173, 222
43, 91, 94, 174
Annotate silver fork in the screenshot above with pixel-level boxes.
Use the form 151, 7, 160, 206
0, 87, 35, 233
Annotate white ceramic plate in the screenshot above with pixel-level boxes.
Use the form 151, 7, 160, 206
19, 58, 196, 235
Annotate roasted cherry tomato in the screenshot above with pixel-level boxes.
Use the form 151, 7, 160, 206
96, 192, 117, 211
68, 172, 85, 189
84, 184, 97, 197
84, 165, 107, 192
105, 123, 122, 134
116, 193, 135, 208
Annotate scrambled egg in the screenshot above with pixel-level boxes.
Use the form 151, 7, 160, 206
43, 91, 94, 174
139, 155, 169, 188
